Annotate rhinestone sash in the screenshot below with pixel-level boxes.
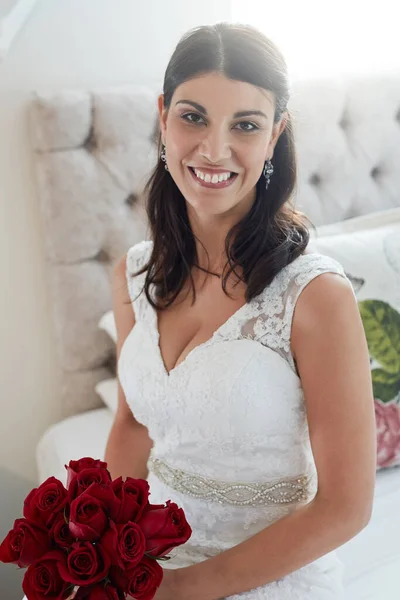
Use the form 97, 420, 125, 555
148, 457, 314, 507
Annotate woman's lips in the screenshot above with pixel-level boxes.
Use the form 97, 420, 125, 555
187, 167, 238, 189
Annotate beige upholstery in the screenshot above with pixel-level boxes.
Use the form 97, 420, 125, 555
28, 74, 400, 417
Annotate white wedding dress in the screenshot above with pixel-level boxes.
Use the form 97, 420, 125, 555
22, 240, 349, 600
116, 240, 351, 599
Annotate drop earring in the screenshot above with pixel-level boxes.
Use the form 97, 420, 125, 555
160, 144, 169, 171
263, 159, 274, 190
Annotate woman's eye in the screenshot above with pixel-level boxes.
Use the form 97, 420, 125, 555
234, 121, 259, 132
180, 114, 259, 132
181, 112, 205, 125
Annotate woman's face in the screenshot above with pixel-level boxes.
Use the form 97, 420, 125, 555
158, 72, 287, 219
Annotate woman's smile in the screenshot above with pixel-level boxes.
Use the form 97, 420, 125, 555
187, 166, 239, 190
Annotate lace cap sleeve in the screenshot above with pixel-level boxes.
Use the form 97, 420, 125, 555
279, 253, 350, 371
125, 240, 153, 320
254, 253, 351, 375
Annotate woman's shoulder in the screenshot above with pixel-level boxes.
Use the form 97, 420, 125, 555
281, 249, 346, 282
126, 240, 153, 274
268, 250, 349, 301
265, 251, 355, 344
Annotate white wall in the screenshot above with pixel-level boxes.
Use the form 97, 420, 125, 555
0, 1, 231, 596
232, 0, 400, 80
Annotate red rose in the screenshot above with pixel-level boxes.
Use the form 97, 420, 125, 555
74, 582, 124, 600
138, 500, 192, 557
65, 458, 110, 489
98, 520, 145, 571
23, 477, 68, 528
112, 477, 150, 523
22, 550, 71, 600
67, 468, 113, 506
97, 521, 119, 566
50, 513, 75, 549
69, 483, 120, 541
58, 540, 111, 586
107, 564, 130, 593
126, 555, 163, 600
117, 521, 146, 568
0, 518, 50, 567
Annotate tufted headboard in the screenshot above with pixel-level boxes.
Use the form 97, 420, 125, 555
28, 74, 400, 418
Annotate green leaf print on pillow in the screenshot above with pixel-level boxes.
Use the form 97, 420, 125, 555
358, 300, 400, 403
371, 369, 400, 404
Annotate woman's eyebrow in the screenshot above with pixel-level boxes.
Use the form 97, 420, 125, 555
175, 100, 268, 120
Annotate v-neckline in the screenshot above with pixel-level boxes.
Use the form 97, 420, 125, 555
151, 299, 250, 378
146, 252, 312, 378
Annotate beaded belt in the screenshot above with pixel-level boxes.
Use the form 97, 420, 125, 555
148, 457, 313, 507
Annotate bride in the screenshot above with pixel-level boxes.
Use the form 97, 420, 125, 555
104, 22, 376, 600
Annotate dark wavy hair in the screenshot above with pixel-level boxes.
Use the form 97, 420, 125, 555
135, 22, 312, 309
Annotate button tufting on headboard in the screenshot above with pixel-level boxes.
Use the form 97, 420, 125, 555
83, 123, 97, 153
125, 193, 138, 207
309, 173, 322, 186
338, 111, 350, 131
95, 248, 110, 263
370, 165, 382, 181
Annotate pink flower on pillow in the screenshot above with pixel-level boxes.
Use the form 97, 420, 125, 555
375, 399, 400, 469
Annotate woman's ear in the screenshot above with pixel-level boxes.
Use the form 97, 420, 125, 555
266, 112, 288, 160
158, 94, 167, 144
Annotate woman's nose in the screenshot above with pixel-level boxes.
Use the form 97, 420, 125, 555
198, 128, 231, 163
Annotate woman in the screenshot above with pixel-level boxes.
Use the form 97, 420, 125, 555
106, 23, 376, 599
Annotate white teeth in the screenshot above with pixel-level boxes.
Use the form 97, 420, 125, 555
193, 168, 232, 184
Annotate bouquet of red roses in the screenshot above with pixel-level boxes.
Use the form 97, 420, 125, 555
0, 457, 192, 600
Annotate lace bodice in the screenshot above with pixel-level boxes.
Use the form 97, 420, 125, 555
117, 240, 348, 598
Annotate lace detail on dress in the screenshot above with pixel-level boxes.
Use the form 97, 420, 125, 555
125, 240, 153, 321
250, 253, 348, 372
124, 243, 349, 375
118, 241, 347, 596
199, 252, 348, 374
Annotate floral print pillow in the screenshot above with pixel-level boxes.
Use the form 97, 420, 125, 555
358, 299, 400, 469
375, 397, 400, 468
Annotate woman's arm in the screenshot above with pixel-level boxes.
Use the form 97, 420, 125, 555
159, 273, 376, 600
104, 255, 153, 481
